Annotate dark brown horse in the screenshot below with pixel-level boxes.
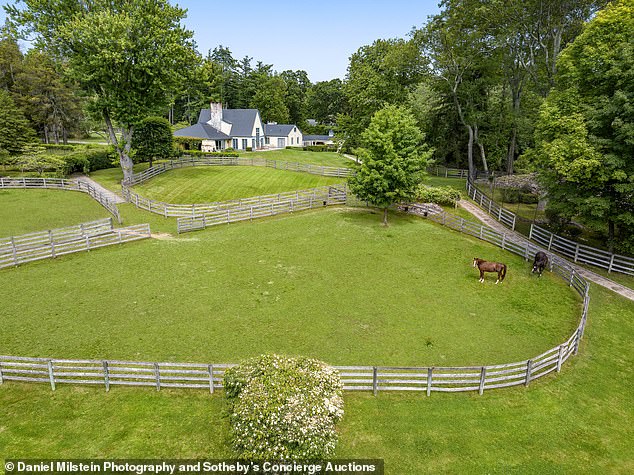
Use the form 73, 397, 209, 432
473, 258, 507, 284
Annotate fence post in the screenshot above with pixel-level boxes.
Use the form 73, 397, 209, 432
547, 232, 554, 251
103, 361, 110, 392
501, 234, 506, 250
11, 236, 18, 266
478, 367, 486, 395
208, 365, 214, 394
524, 359, 533, 386
154, 363, 161, 391
569, 269, 575, 287
573, 329, 582, 356
47, 360, 56, 391
556, 345, 565, 373
574, 244, 580, 263
529, 224, 534, 241
511, 215, 516, 231
426, 367, 433, 396
372, 367, 378, 396
0, 361, 3, 384
608, 254, 615, 274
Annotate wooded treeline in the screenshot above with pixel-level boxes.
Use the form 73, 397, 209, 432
2, 0, 632, 252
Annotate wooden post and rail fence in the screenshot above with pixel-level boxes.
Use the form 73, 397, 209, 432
0, 205, 590, 396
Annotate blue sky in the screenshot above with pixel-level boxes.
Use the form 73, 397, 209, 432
0, 0, 440, 82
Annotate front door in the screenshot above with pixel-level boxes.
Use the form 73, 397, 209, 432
277, 138, 285, 148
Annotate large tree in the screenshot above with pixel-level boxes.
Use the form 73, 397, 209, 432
7, 0, 196, 181
348, 105, 432, 225
530, 0, 634, 253
0, 89, 36, 154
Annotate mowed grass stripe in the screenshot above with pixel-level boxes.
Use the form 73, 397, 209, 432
132, 166, 344, 204
0, 189, 111, 236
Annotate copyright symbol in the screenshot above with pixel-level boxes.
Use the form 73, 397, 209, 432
5, 462, 15, 471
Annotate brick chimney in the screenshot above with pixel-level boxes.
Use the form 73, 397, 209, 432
209, 102, 222, 130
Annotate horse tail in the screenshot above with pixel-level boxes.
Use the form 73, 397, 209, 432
500, 264, 507, 282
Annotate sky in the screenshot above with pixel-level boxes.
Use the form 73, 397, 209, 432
0, 0, 441, 82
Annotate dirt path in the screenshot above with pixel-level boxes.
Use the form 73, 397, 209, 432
458, 199, 634, 302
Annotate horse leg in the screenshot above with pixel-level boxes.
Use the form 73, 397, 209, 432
495, 270, 501, 284
479, 270, 484, 283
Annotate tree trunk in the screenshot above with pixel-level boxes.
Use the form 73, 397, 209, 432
44, 125, 49, 144
383, 207, 389, 226
474, 124, 488, 174
103, 109, 134, 182
466, 125, 475, 179
506, 126, 517, 175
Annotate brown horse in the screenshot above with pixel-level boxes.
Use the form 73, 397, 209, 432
473, 258, 507, 284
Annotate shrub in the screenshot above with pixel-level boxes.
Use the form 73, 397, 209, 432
224, 354, 344, 461
415, 185, 461, 207
182, 150, 239, 157
173, 136, 202, 151
246, 147, 252, 152
303, 145, 335, 152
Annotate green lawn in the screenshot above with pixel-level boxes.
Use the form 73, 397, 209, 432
2, 191, 631, 473
1, 285, 632, 473
0, 204, 580, 366
130, 166, 344, 204
243, 148, 353, 167
0, 189, 111, 236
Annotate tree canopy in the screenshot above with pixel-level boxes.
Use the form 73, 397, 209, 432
348, 105, 431, 225
529, 0, 634, 252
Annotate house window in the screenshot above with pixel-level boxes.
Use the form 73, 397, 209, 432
215, 140, 223, 150
265, 137, 270, 145
252, 139, 256, 149
256, 128, 260, 135
242, 139, 248, 150
232, 139, 238, 149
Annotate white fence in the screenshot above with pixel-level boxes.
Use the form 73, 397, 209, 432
0, 176, 121, 223
177, 185, 348, 233
123, 157, 354, 187
529, 224, 634, 276
0, 219, 151, 269
0, 207, 590, 395
466, 177, 517, 230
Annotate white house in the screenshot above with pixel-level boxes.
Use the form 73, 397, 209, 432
174, 102, 266, 151
264, 123, 303, 148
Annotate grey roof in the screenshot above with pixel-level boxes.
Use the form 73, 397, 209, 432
173, 123, 231, 140
303, 135, 332, 141
195, 107, 260, 137
264, 124, 297, 137
222, 109, 260, 136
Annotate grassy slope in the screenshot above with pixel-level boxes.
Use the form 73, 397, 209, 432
0, 189, 111, 236
0, 207, 580, 366
1, 286, 632, 473
131, 166, 344, 204
243, 148, 353, 167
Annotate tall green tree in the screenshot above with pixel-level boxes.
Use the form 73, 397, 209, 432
280, 69, 309, 125
132, 117, 173, 168
306, 78, 346, 125
529, 0, 634, 252
341, 38, 426, 149
252, 75, 289, 124
8, 0, 196, 181
0, 89, 36, 154
348, 105, 431, 225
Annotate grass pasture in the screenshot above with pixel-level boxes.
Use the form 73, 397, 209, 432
1, 188, 632, 473
243, 148, 353, 167
0, 200, 580, 366
130, 166, 344, 204
0, 189, 111, 236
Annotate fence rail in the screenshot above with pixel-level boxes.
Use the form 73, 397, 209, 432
122, 157, 355, 187
0, 206, 590, 395
464, 176, 634, 276
0, 220, 151, 269
529, 224, 634, 276
0, 176, 121, 223
466, 178, 517, 230
177, 185, 348, 233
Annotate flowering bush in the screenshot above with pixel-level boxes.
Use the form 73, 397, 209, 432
415, 184, 461, 207
224, 354, 344, 461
